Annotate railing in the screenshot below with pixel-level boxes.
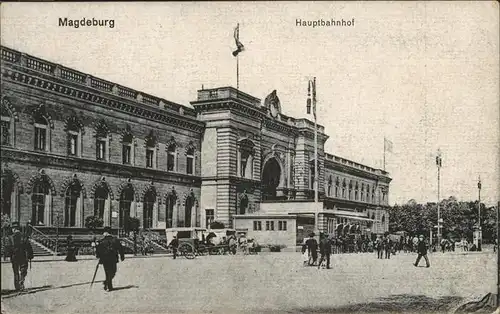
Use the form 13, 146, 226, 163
60, 68, 86, 84
29, 225, 58, 254
1, 46, 196, 119
90, 77, 114, 92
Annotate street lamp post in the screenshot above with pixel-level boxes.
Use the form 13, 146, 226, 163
436, 150, 442, 245
477, 176, 482, 251
307, 77, 319, 236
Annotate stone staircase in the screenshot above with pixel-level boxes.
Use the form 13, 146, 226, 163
29, 239, 54, 257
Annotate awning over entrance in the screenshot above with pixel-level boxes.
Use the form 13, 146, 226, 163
334, 214, 378, 222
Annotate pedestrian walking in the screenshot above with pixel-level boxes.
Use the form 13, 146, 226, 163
414, 235, 430, 268
4, 222, 34, 291
384, 237, 392, 259
317, 233, 332, 269
168, 235, 179, 259
376, 237, 383, 259
305, 233, 318, 265
95, 227, 125, 292
65, 235, 78, 262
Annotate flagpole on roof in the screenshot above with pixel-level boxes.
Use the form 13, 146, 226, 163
232, 23, 244, 90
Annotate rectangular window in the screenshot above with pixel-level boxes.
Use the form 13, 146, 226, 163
265, 221, 270, 231
34, 127, 46, 151
278, 221, 287, 231
146, 149, 154, 168
1, 120, 10, 146
253, 221, 258, 231
186, 156, 194, 174
205, 209, 214, 228
122, 145, 131, 164
270, 221, 275, 231
96, 139, 106, 160
68, 133, 78, 156
257, 221, 262, 230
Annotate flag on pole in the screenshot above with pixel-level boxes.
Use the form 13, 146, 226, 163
384, 138, 393, 153
232, 24, 245, 57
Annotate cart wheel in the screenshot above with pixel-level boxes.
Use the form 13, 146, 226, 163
197, 244, 208, 256
180, 243, 195, 259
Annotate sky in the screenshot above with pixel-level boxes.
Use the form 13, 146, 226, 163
1, 2, 499, 206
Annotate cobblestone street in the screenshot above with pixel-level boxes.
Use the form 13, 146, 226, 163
1, 251, 496, 313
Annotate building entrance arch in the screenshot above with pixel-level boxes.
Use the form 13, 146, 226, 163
262, 158, 281, 200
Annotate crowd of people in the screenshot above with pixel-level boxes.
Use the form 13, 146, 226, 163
301, 232, 433, 268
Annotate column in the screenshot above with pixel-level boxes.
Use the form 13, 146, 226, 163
75, 195, 82, 227
44, 194, 52, 226
104, 198, 111, 227
153, 202, 158, 228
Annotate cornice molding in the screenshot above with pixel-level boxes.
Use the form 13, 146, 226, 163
1, 65, 205, 133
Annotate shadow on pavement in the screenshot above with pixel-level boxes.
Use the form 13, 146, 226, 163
1, 281, 104, 299
263, 294, 465, 313
110, 285, 138, 292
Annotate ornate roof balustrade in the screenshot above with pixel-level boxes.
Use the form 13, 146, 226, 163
1, 46, 199, 121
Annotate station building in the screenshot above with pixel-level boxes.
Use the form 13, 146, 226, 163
1, 46, 391, 246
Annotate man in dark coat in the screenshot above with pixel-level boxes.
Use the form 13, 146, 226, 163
168, 235, 179, 259
414, 235, 430, 268
96, 227, 125, 291
384, 237, 392, 259
317, 233, 332, 269
305, 233, 318, 266
5, 222, 34, 291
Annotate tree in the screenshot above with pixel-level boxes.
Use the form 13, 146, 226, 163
127, 217, 140, 255
85, 216, 104, 231
210, 221, 225, 229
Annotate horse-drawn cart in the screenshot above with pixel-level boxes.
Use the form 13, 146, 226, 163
166, 227, 207, 259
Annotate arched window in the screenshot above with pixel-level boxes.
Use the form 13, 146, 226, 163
32, 178, 51, 225
122, 133, 133, 165
382, 215, 385, 223
238, 139, 254, 179
342, 179, 346, 198
1, 174, 14, 217
165, 194, 176, 228
239, 195, 248, 215
372, 187, 375, 204
66, 117, 82, 157
348, 181, 353, 200
1, 104, 13, 146
335, 177, 340, 197
366, 185, 370, 202
119, 185, 134, 230
145, 134, 156, 169
361, 184, 365, 201
371, 213, 375, 220
94, 186, 108, 220
167, 143, 176, 171
184, 195, 196, 227
64, 182, 82, 227
355, 182, 359, 200
34, 114, 48, 151
186, 146, 195, 175
95, 123, 109, 161
143, 190, 155, 229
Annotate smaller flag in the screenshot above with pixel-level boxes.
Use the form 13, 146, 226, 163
232, 23, 245, 57
384, 138, 393, 153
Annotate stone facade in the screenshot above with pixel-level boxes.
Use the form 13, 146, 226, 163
1, 45, 391, 236
1, 46, 203, 232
